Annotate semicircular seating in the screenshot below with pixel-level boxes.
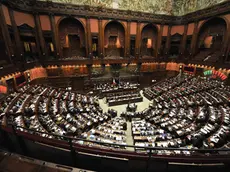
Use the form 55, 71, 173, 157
0, 74, 230, 156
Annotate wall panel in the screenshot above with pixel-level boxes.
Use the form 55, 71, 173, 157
90, 19, 98, 33
130, 22, 137, 35
39, 15, 51, 30
171, 25, 184, 35
14, 11, 35, 27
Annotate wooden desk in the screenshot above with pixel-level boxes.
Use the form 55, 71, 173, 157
108, 97, 143, 106
134, 136, 148, 142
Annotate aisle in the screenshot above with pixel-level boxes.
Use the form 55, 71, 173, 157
97, 90, 151, 150
126, 121, 135, 151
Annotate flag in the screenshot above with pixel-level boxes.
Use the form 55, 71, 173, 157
50, 43, 54, 52
112, 78, 116, 85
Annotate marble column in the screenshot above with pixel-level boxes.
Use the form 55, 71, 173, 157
0, 4, 14, 61
135, 21, 141, 59
49, 14, 59, 58
190, 21, 199, 56
164, 25, 172, 55
180, 24, 188, 55
98, 18, 103, 58
86, 17, 92, 57
34, 13, 47, 59
125, 20, 131, 58
9, 8, 23, 59
156, 24, 164, 58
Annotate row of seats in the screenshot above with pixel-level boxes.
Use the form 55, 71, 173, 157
0, 74, 230, 155
0, 85, 114, 139
134, 76, 230, 155
80, 117, 127, 149
143, 74, 193, 100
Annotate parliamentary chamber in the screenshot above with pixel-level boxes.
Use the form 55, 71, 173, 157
0, 0, 230, 172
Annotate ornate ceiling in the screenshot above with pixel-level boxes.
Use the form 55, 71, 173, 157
39, 0, 227, 16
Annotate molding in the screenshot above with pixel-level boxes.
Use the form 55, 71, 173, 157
2, 0, 230, 25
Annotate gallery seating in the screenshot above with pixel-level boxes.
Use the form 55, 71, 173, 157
0, 85, 112, 139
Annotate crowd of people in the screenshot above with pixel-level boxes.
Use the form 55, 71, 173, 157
0, 74, 230, 155
134, 75, 230, 154
0, 85, 114, 138
80, 117, 127, 149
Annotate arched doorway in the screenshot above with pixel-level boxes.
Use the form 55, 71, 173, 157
58, 18, 86, 58
140, 24, 158, 58
104, 21, 125, 58
195, 18, 227, 62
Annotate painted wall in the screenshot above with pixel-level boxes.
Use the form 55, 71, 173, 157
130, 22, 137, 35
90, 19, 98, 33
40, 15, 51, 30
171, 25, 184, 35
13, 11, 35, 27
